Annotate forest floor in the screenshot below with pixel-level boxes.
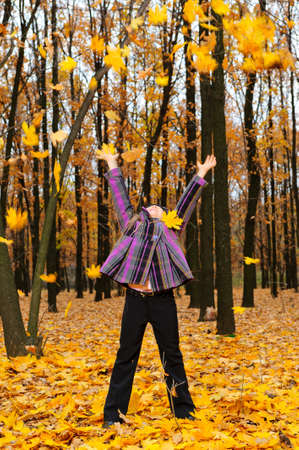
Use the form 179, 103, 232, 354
0, 288, 298, 449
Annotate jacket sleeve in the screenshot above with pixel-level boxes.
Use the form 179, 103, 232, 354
175, 174, 207, 233
104, 167, 134, 231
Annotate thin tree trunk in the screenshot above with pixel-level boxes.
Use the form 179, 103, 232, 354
263, 184, 271, 289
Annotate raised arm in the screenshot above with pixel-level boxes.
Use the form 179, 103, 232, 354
176, 155, 216, 233
98, 152, 134, 231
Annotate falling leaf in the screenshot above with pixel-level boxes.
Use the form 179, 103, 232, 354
104, 110, 121, 121
32, 110, 45, 128
49, 82, 64, 91
6, 208, 28, 231
0, 236, 13, 246
89, 77, 98, 90
86, 264, 101, 279
161, 210, 183, 230
50, 130, 68, 147
59, 56, 77, 73
22, 122, 39, 147
90, 36, 105, 54
64, 301, 72, 318
244, 256, 260, 265
0, 137, 4, 151
104, 46, 126, 73
121, 147, 143, 163
126, 17, 144, 33
155, 76, 169, 86
138, 66, 153, 79
30, 150, 49, 159
40, 273, 57, 283
17, 289, 26, 297
54, 160, 61, 193
148, 5, 168, 25
38, 44, 47, 59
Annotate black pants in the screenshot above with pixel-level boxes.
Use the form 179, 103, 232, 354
103, 288, 195, 421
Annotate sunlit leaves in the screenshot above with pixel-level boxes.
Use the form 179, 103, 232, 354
183, 0, 208, 24
90, 36, 105, 55
104, 46, 128, 73
0, 236, 13, 246
104, 110, 121, 121
86, 264, 101, 279
59, 56, 77, 73
161, 210, 183, 230
121, 147, 143, 163
211, 0, 229, 16
22, 122, 39, 147
188, 37, 218, 74
40, 273, 57, 283
148, 5, 167, 25
5, 208, 28, 231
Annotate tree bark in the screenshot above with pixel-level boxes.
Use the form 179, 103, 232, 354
212, 13, 235, 334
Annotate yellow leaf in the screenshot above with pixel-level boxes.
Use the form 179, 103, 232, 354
50, 130, 68, 147
59, 56, 77, 73
127, 16, 144, 33
0, 137, 4, 151
127, 391, 141, 414
90, 35, 105, 54
0, 236, 13, 246
262, 51, 282, 69
54, 160, 61, 193
38, 44, 47, 59
17, 289, 26, 297
193, 53, 218, 74
30, 150, 49, 159
121, 147, 144, 163
64, 301, 72, 318
32, 110, 45, 128
241, 57, 257, 73
211, 0, 230, 16
49, 82, 64, 91
244, 256, 260, 265
89, 77, 98, 90
86, 264, 101, 279
161, 210, 183, 230
22, 122, 39, 147
104, 110, 121, 121
96, 143, 116, 158
6, 208, 28, 232
155, 75, 169, 86
183, 0, 198, 24
232, 306, 246, 314
104, 46, 126, 73
148, 5, 168, 25
40, 273, 57, 283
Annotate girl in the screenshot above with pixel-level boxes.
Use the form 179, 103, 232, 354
99, 152, 216, 427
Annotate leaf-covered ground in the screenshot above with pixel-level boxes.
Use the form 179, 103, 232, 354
0, 288, 298, 449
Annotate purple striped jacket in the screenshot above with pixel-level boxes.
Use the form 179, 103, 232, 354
100, 168, 206, 292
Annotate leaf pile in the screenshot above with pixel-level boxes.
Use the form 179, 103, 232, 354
0, 288, 298, 449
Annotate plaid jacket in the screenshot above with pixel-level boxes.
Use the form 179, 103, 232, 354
100, 168, 206, 292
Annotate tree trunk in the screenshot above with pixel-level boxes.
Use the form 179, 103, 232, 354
212, 13, 235, 334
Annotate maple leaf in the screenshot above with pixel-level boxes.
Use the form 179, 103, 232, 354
6, 208, 28, 232
244, 256, 260, 265
30, 150, 49, 159
155, 76, 169, 86
232, 306, 246, 314
161, 210, 183, 230
104, 110, 121, 121
22, 122, 39, 147
0, 236, 13, 246
59, 56, 77, 73
64, 301, 72, 318
89, 77, 98, 90
54, 160, 61, 193
211, 0, 230, 16
86, 264, 101, 279
50, 130, 68, 147
90, 35, 105, 54
96, 143, 116, 158
121, 147, 144, 163
104, 46, 126, 73
148, 5, 168, 25
40, 273, 57, 283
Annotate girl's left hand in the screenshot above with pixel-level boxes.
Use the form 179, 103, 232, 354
197, 155, 216, 179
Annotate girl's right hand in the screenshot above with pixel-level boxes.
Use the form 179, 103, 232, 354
97, 152, 119, 170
